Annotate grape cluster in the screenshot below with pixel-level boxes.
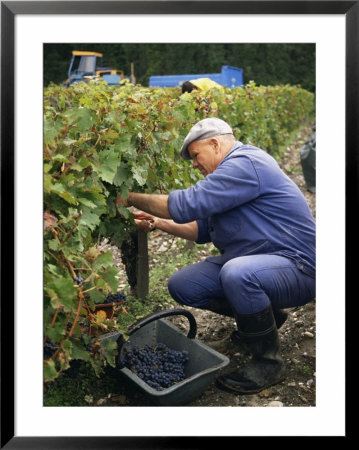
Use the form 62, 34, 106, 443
44, 339, 58, 357
104, 291, 126, 304
122, 343, 189, 391
73, 277, 83, 286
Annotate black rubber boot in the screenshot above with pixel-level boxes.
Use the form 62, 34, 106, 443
230, 307, 287, 345
272, 308, 288, 329
216, 305, 286, 394
203, 299, 288, 330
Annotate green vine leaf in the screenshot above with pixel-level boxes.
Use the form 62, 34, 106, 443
50, 277, 77, 312
44, 360, 58, 382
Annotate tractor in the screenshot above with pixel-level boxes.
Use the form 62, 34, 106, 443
63, 50, 129, 86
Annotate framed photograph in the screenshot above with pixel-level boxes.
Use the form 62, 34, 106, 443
1, 1, 353, 447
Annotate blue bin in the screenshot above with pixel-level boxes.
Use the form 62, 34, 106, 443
149, 65, 243, 88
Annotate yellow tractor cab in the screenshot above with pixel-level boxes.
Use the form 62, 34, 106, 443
64, 50, 127, 86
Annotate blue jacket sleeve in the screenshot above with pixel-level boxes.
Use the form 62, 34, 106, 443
168, 155, 260, 224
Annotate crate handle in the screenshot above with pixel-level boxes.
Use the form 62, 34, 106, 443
128, 308, 197, 339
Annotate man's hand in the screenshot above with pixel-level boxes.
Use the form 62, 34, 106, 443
134, 218, 156, 232
116, 196, 129, 207
114, 196, 129, 219
133, 210, 156, 232
132, 210, 155, 221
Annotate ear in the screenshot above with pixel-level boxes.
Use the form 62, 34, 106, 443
210, 137, 220, 153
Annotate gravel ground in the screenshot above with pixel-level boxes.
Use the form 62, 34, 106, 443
100, 123, 316, 408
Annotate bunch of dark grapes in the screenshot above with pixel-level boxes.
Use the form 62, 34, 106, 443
44, 339, 58, 357
122, 343, 189, 391
73, 277, 83, 286
104, 291, 126, 304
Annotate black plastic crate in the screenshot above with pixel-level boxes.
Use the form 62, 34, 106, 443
99, 309, 230, 406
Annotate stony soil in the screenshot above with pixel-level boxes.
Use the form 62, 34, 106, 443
101, 123, 316, 407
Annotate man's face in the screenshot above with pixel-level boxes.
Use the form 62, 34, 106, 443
188, 138, 221, 176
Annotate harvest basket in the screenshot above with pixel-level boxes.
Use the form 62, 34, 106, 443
99, 309, 230, 406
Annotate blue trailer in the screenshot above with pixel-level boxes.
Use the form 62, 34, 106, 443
149, 65, 243, 88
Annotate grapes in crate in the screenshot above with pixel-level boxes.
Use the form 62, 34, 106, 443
122, 343, 189, 391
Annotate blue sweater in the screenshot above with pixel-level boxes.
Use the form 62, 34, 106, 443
168, 142, 316, 278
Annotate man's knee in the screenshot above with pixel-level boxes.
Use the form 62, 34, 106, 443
219, 258, 270, 314
167, 270, 199, 306
167, 271, 184, 304
219, 258, 256, 290
167, 264, 221, 308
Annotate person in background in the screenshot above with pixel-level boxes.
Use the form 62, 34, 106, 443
117, 118, 316, 395
181, 78, 224, 93
300, 122, 316, 193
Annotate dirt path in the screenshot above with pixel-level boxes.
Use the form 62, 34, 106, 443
107, 124, 316, 407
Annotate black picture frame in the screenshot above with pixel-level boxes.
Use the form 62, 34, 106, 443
1, 1, 353, 447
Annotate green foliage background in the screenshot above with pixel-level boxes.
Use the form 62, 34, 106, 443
43, 81, 314, 382
44, 43, 315, 92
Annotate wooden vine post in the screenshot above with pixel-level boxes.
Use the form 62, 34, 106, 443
120, 230, 149, 300
136, 230, 149, 299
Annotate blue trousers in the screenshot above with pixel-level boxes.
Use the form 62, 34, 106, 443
168, 255, 315, 314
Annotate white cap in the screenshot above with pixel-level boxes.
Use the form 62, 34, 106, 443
180, 118, 234, 160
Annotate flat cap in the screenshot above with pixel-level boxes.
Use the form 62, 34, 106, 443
180, 118, 234, 160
